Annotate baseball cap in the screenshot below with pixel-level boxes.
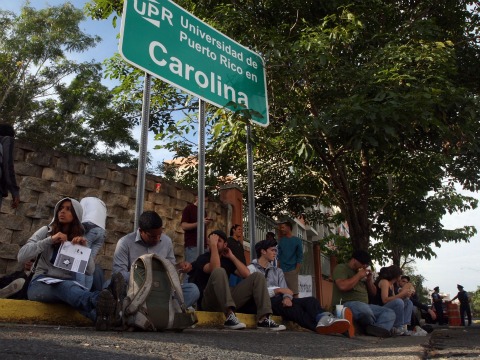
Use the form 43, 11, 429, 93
352, 250, 371, 265
209, 230, 227, 241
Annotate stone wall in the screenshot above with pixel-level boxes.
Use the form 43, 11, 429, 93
0, 141, 229, 278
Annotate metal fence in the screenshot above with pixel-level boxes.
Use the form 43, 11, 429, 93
242, 208, 277, 245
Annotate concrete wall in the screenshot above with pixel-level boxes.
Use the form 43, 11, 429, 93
0, 141, 228, 278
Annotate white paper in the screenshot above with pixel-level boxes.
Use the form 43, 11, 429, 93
53, 241, 91, 274
36, 277, 88, 290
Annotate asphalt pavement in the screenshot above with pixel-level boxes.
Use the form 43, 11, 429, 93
1, 322, 478, 359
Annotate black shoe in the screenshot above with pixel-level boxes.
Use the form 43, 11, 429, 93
257, 316, 286, 331
224, 312, 246, 330
96, 289, 116, 331
365, 324, 391, 338
109, 272, 127, 327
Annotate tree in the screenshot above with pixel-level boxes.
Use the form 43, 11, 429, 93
471, 286, 480, 317
86, 1, 480, 261
0, 3, 138, 165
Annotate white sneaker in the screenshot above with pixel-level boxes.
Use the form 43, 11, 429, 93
315, 313, 350, 335
0, 278, 25, 298
392, 327, 405, 336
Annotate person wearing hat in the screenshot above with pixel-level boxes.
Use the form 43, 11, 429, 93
188, 229, 286, 331
431, 286, 447, 325
331, 250, 396, 337
449, 284, 472, 326
248, 239, 350, 335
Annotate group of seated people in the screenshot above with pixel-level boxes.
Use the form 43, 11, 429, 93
1, 196, 429, 337
332, 251, 432, 337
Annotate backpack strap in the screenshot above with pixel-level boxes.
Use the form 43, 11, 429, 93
123, 254, 154, 316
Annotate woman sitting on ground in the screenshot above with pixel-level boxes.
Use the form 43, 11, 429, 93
17, 197, 125, 331
373, 265, 414, 335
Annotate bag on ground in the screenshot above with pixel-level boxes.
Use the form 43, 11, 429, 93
123, 253, 197, 331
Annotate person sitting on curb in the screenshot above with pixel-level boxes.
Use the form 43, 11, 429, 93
248, 239, 350, 335
17, 197, 126, 331
188, 230, 285, 331
332, 250, 396, 338
398, 275, 436, 327
0, 259, 35, 299
372, 265, 414, 335
112, 210, 200, 308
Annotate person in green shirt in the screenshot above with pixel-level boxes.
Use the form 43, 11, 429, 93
332, 250, 395, 337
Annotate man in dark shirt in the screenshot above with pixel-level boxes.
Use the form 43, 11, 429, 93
449, 284, 472, 326
180, 192, 212, 263
188, 230, 285, 331
432, 286, 446, 325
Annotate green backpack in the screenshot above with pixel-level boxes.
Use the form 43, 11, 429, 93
123, 254, 197, 331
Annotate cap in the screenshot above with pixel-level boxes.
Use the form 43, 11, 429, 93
434, 286, 439, 291
352, 250, 371, 265
457, 284, 464, 289
209, 230, 227, 242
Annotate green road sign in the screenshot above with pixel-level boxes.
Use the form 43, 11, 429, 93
120, 0, 269, 126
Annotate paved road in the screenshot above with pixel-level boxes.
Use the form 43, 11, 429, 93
0, 323, 432, 360
425, 326, 480, 359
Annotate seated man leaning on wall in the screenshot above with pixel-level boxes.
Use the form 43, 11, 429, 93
188, 230, 285, 331
112, 211, 199, 308
248, 239, 351, 335
332, 250, 396, 338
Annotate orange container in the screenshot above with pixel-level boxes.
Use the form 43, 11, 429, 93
447, 302, 461, 326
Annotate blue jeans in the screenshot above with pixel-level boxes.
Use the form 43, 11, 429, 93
344, 300, 396, 330
183, 246, 198, 284
384, 298, 413, 327
76, 224, 106, 290
184, 246, 198, 263
28, 275, 100, 321
182, 283, 200, 308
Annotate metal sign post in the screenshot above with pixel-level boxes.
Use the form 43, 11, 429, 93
134, 73, 152, 230
197, 99, 206, 256
246, 121, 257, 261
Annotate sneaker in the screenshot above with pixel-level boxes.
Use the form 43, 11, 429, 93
95, 289, 116, 331
316, 313, 350, 335
365, 324, 392, 338
257, 316, 286, 331
341, 307, 355, 338
224, 312, 246, 330
109, 272, 127, 327
0, 278, 25, 298
391, 326, 406, 336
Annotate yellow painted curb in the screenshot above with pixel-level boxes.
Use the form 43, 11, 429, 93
0, 299, 92, 326
0, 299, 288, 329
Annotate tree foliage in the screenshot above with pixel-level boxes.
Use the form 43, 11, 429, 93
0, 3, 138, 165
86, 0, 480, 262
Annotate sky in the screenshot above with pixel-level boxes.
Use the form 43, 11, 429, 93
3, 1, 479, 299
